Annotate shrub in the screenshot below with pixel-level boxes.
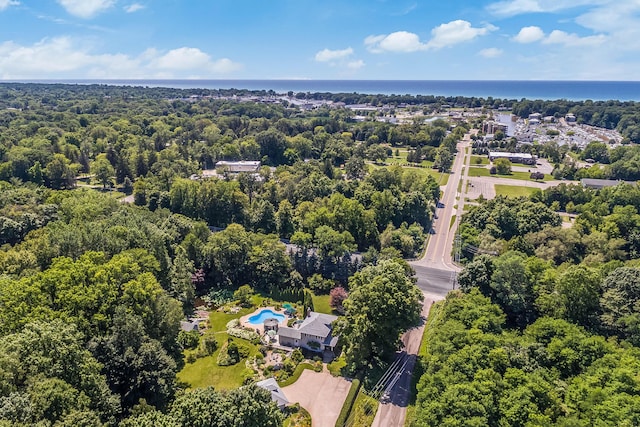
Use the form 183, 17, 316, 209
226, 319, 260, 342
335, 379, 361, 427
217, 341, 240, 366
200, 332, 218, 356
495, 158, 512, 175
234, 284, 254, 307
291, 348, 304, 364
307, 341, 321, 350
283, 358, 296, 374
307, 273, 335, 294
204, 288, 234, 308
329, 287, 348, 314
178, 330, 200, 350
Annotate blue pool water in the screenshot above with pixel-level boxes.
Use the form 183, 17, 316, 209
248, 309, 285, 325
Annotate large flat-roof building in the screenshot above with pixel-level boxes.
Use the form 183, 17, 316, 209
581, 178, 637, 189
488, 151, 536, 165
215, 160, 261, 173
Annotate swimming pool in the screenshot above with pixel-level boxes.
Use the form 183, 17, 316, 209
248, 309, 285, 325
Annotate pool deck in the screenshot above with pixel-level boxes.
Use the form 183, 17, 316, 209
240, 306, 289, 334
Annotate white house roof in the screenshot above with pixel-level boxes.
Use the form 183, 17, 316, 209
256, 378, 289, 408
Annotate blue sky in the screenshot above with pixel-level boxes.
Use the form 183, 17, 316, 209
0, 0, 638, 80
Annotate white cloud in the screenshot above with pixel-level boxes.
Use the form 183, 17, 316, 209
513, 26, 545, 43
314, 47, 353, 62
512, 25, 606, 46
543, 30, 607, 46
478, 47, 503, 58
0, 37, 243, 79
346, 59, 365, 70
365, 21, 496, 53
57, 0, 115, 19
365, 31, 427, 53
124, 3, 144, 13
0, 0, 19, 11
487, 0, 608, 17
426, 20, 497, 49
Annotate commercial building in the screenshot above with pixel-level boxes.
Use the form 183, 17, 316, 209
488, 151, 536, 165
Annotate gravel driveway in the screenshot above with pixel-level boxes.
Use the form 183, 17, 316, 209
282, 368, 351, 427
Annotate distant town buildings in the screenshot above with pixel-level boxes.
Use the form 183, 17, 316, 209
482, 120, 509, 135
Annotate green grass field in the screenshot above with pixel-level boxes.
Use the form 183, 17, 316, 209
470, 155, 489, 165
494, 185, 539, 198
368, 163, 450, 186
177, 332, 258, 390
467, 167, 556, 182
311, 293, 333, 315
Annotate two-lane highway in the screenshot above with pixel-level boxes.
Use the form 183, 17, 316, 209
372, 133, 473, 427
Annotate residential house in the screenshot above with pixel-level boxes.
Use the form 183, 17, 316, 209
278, 311, 339, 352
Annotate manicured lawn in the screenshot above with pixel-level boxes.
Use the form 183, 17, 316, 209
311, 293, 334, 315
468, 166, 556, 182
494, 185, 539, 198
368, 163, 450, 186
207, 307, 255, 332
177, 332, 258, 390
470, 155, 489, 165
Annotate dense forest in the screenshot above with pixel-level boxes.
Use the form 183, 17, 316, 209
411, 182, 640, 426
2, 83, 640, 426
0, 83, 441, 426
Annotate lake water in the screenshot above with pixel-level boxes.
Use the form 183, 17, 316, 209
14, 79, 640, 101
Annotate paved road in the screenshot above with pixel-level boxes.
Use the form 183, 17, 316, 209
371, 134, 474, 427
371, 296, 441, 427
412, 265, 457, 297
411, 132, 471, 273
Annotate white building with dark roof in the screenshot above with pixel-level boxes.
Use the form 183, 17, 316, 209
488, 151, 536, 165
277, 311, 339, 352
215, 160, 261, 173
255, 378, 289, 409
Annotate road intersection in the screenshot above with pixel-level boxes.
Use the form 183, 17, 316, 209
372, 133, 473, 427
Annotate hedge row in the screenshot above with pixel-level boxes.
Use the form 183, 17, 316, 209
335, 378, 361, 427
